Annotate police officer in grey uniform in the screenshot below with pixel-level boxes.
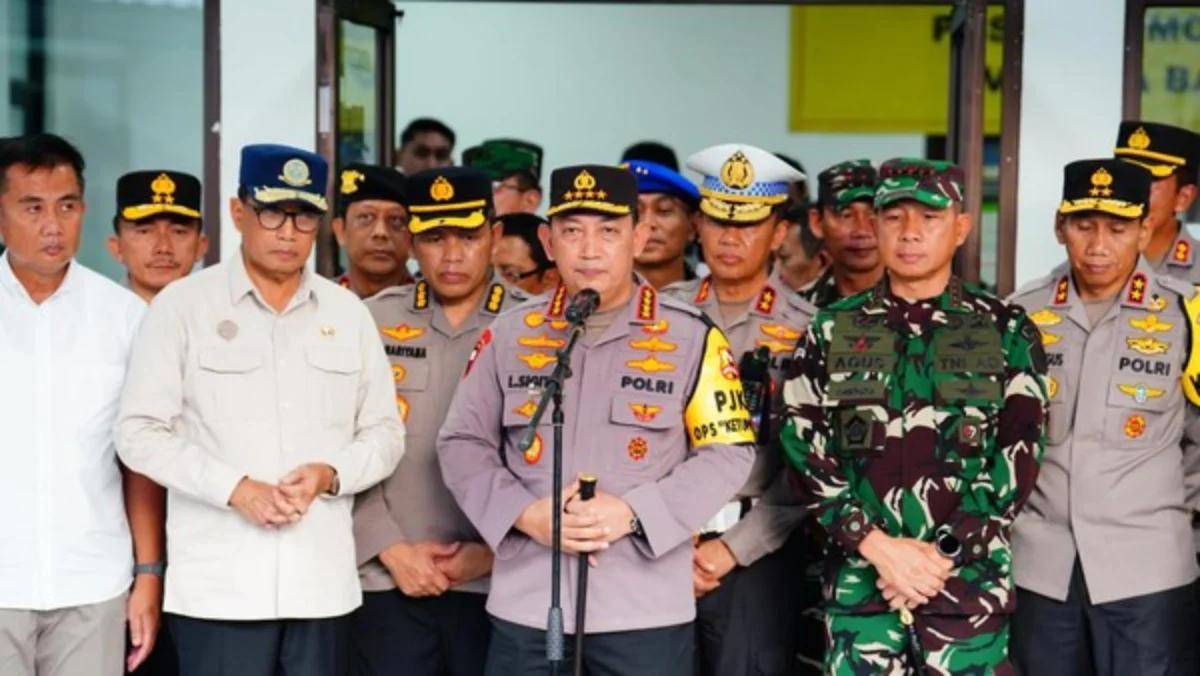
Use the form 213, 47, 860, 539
351, 167, 524, 676
1113, 122, 1200, 569
437, 164, 756, 676
663, 143, 814, 676
1009, 158, 1200, 675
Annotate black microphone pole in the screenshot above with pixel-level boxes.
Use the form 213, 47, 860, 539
516, 289, 599, 676
573, 475, 596, 676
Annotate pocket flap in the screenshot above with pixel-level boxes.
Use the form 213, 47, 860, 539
198, 348, 264, 374
392, 359, 430, 392
609, 394, 680, 430
305, 346, 361, 374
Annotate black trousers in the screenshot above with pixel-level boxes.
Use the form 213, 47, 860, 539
169, 613, 349, 676
694, 531, 810, 676
351, 590, 490, 676
484, 617, 693, 676
127, 618, 178, 675
1012, 559, 1199, 676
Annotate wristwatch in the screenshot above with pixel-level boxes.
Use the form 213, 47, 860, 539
133, 562, 166, 578
326, 470, 341, 497
935, 530, 964, 567
629, 514, 645, 538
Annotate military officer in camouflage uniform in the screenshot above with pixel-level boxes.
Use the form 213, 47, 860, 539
437, 164, 756, 675
662, 144, 814, 676
351, 167, 523, 675
782, 158, 1049, 675
1009, 159, 1200, 675
799, 160, 883, 309
332, 163, 414, 297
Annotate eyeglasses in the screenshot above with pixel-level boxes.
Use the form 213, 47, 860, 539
498, 266, 543, 284
493, 181, 526, 194
250, 204, 322, 233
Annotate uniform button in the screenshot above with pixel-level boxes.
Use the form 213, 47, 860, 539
848, 521, 861, 532
972, 544, 983, 555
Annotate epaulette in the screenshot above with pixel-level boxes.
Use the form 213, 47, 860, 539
1006, 269, 1063, 304
363, 282, 414, 306
657, 292, 707, 322
783, 286, 816, 317
661, 278, 702, 302
1154, 272, 1196, 300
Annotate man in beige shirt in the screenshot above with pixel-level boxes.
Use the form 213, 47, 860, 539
115, 144, 404, 676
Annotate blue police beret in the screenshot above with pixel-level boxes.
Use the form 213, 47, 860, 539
620, 160, 700, 209
239, 144, 329, 212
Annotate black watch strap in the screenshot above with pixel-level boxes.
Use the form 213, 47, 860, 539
133, 562, 166, 577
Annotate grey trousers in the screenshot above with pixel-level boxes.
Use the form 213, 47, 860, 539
0, 593, 126, 676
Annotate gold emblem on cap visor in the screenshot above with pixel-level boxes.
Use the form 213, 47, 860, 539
1129, 126, 1151, 150
430, 176, 455, 202
719, 151, 755, 190
151, 173, 177, 204
280, 159, 311, 187
341, 169, 365, 195
1088, 167, 1114, 197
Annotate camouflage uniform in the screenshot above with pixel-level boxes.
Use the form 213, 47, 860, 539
798, 160, 879, 310
781, 159, 1049, 676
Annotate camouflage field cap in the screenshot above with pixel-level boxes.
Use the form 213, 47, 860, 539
874, 158, 965, 210
817, 160, 877, 211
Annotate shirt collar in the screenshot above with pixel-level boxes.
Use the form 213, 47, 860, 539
0, 251, 83, 304
228, 249, 316, 312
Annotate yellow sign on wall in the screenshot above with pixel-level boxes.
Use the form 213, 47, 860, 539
789, 7, 1199, 136
788, 6, 1005, 134
1141, 9, 1200, 132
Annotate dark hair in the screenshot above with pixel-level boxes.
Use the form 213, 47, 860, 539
794, 220, 823, 259
498, 214, 553, 271
399, 118, 455, 148
621, 141, 678, 172
0, 133, 86, 194
1178, 165, 1198, 189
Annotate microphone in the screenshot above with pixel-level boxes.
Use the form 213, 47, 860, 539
565, 289, 601, 324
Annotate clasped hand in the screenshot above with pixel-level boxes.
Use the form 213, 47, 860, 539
514, 478, 635, 566
227, 463, 336, 528
859, 530, 955, 610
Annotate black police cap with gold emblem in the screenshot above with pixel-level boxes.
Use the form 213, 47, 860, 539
1114, 121, 1199, 179
116, 170, 201, 222
404, 167, 493, 235
338, 163, 407, 213
546, 165, 636, 218
1059, 158, 1151, 219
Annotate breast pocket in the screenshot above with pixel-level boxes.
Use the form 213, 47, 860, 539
501, 391, 551, 472
1046, 370, 1075, 446
607, 394, 683, 480
305, 346, 362, 425
933, 377, 1003, 460
196, 348, 269, 423
1104, 381, 1177, 449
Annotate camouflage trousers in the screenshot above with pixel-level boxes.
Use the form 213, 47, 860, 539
824, 611, 1014, 676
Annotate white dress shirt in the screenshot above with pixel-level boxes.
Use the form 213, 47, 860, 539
115, 256, 404, 620
0, 253, 145, 610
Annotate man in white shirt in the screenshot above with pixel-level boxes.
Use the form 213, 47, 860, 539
115, 143, 405, 676
0, 134, 162, 676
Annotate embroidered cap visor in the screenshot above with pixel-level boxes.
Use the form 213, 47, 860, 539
404, 166, 494, 235
239, 144, 330, 212
1058, 158, 1150, 220
686, 143, 804, 224
546, 164, 637, 218
1113, 121, 1198, 179
117, 169, 202, 222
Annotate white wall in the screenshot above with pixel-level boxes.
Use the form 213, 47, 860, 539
393, 3, 924, 194
218, 0, 318, 265
1015, 0, 1126, 287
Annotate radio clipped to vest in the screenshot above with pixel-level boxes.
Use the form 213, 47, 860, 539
739, 345, 772, 444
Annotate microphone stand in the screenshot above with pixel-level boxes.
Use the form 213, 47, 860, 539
517, 312, 589, 676
573, 475, 597, 676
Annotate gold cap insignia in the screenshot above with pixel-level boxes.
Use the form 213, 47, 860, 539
280, 159, 312, 187
563, 170, 605, 201
719, 151, 755, 190
151, 172, 177, 204
430, 176, 455, 202
573, 170, 598, 191
1088, 167, 1114, 197
340, 169, 365, 195
1128, 126, 1151, 150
